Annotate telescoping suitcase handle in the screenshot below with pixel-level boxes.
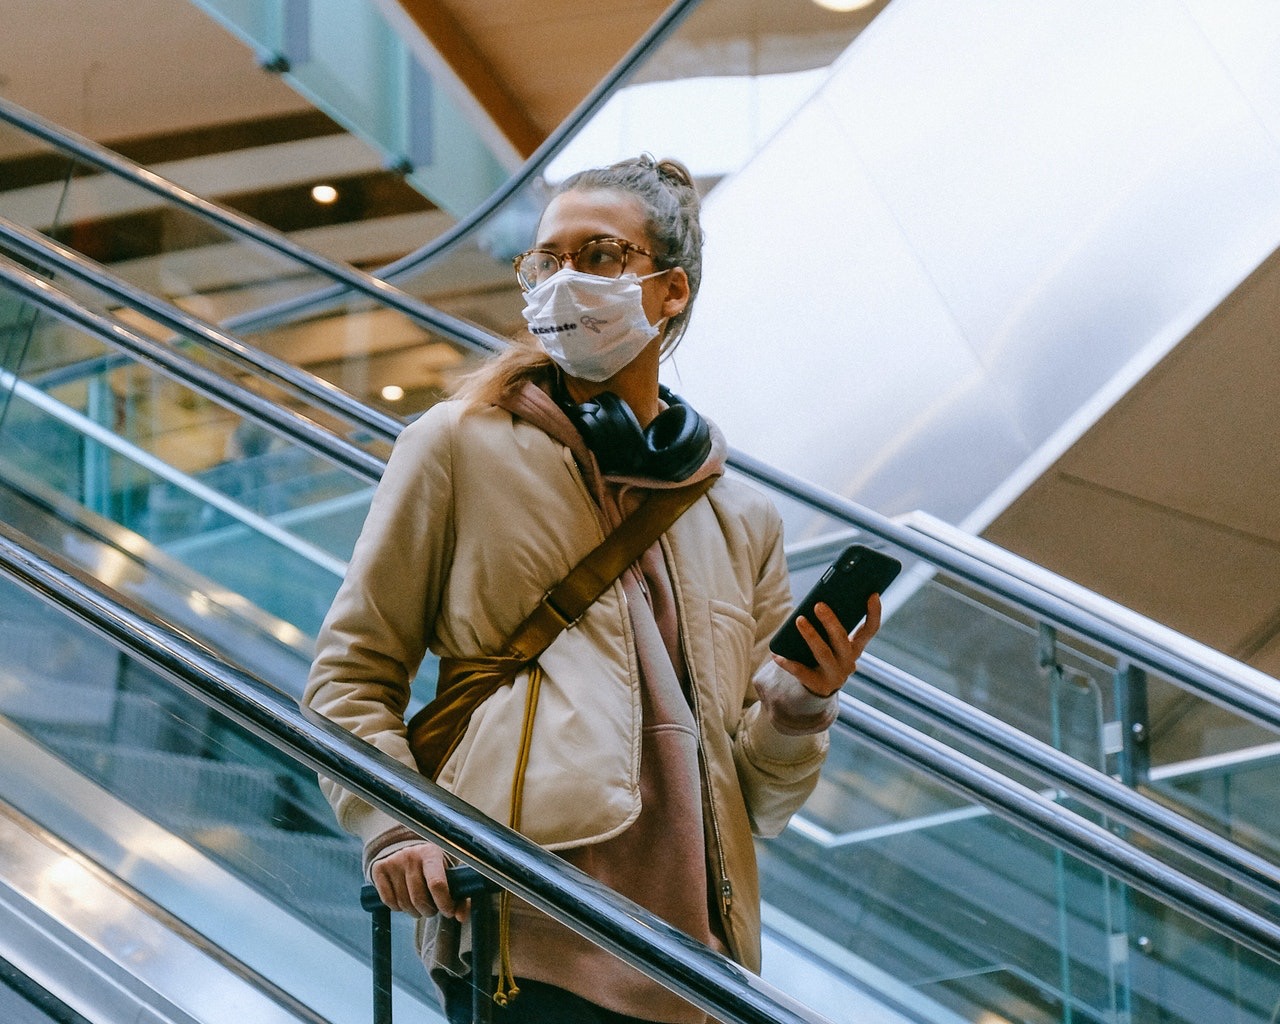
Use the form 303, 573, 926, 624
361, 866, 503, 1024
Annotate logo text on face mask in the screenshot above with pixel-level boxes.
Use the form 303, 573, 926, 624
530, 322, 578, 335
580, 315, 609, 334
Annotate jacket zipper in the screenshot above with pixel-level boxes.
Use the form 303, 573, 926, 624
690, 682, 734, 917
667, 544, 734, 923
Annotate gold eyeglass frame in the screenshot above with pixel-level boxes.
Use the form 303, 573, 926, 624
512, 237, 655, 291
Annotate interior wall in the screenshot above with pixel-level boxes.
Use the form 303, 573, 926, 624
983, 244, 1280, 677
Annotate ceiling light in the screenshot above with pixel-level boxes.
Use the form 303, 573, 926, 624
811, 0, 876, 11
380, 385, 405, 402
310, 184, 339, 204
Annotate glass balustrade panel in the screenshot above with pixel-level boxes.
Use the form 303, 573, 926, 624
761, 716, 1280, 1024
7, 562, 1276, 1024
0, 280, 379, 636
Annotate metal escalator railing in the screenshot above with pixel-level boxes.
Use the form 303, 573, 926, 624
0, 214, 404, 445
0, 256, 383, 486
850, 654, 1280, 908
0, 96, 502, 361
727, 450, 1280, 734
1, 520, 1277, 1024
899, 509, 1269, 702
825, 689, 1280, 964
0, 368, 348, 581
260, 0, 707, 289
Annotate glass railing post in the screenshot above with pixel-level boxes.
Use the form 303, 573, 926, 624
83, 371, 112, 519
1103, 879, 1136, 1024
1042, 621, 1117, 1023
1102, 666, 1149, 1024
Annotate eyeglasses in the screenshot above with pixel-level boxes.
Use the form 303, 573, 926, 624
512, 237, 655, 291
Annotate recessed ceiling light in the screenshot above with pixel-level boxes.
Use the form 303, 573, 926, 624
812, 0, 875, 10
380, 384, 405, 402
311, 184, 339, 204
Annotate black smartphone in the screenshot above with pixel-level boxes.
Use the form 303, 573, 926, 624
769, 544, 902, 668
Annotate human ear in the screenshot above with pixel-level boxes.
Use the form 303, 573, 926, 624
659, 267, 690, 321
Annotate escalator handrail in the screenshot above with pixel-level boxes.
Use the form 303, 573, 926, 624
0, 215, 404, 445
2, 520, 1278, 995
0, 368, 347, 579
0, 96, 502, 359
830, 691, 1280, 965
850, 653, 1280, 907
0, 256, 384, 487
899, 509, 1275, 697
727, 450, 1280, 733
362, 0, 705, 283
0, 521, 831, 1024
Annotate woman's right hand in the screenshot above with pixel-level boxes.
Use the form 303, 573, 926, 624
370, 841, 468, 921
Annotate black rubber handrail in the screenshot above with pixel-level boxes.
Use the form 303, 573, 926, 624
0, 256, 384, 485
2, 520, 1277, 992
0, 214, 404, 444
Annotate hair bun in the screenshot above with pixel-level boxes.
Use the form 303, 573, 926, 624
636, 153, 694, 189
655, 158, 694, 189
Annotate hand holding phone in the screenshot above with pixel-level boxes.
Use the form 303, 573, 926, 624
769, 544, 901, 670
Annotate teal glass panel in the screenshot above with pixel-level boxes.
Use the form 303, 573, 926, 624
190, 0, 509, 217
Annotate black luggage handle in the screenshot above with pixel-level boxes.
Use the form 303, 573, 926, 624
361, 866, 504, 1024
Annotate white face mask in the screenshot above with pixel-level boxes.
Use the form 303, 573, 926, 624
521, 268, 667, 382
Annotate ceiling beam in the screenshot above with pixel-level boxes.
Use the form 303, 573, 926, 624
393, 0, 545, 159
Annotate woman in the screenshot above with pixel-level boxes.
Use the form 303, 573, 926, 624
304, 155, 880, 1023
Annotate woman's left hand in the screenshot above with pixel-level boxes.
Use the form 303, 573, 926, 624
772, 593, 883, 697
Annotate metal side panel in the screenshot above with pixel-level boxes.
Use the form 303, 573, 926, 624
0, 717, 440, 1024
0, 804, 292, 1024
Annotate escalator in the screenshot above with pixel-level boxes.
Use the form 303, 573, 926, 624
2, 236, 1278, 1022
2, 470, 1277, 1024
1, 69, 1279, 1024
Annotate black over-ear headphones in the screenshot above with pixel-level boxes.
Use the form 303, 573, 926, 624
558, 385, 712, 481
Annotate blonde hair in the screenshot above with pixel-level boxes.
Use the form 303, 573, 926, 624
450, 335, 556, 408
452, 154, 702, 410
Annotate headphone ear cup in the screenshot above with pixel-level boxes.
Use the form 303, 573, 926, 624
574, 392, 645, 474
642, 401, 712, 481
559, 386, 711, 480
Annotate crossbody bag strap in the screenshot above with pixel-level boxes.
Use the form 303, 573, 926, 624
406, 474, 715, 779
501, 474, 715, 663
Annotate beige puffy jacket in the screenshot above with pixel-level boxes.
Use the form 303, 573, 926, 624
304, 399, 829, 970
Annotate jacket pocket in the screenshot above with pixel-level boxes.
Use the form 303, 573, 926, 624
707, 599, 756, 729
